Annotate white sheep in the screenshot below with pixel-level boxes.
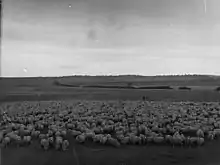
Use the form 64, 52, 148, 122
41, 138, 50, 150
171, 135, 183, 147
84, 131, 95, 140
48, 137, 54, 146
100, 136, 108, 145
153, 136, 164, 145
23, 136, 32, 145
62, 140, 69, 151
120, 136, 130, 145
60, 130, 67, 137
188, 137, 198, 147
55, 136, 63, 150
196, 137, 205, 146
207, 131, 216, 140
47, 130, 53, 137
213, 129, 220, 138
196, 129, 204, 138
108, 138, 120, 148
76, 134, 86, 143
31, 130, 40, 138
2, 136, 11, 148
129, 135, 139, 145
39, 134, 47, 140
55, 131, 61, 137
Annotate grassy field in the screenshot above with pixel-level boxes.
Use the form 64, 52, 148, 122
1, 75, 220, 165
1, 75, 220, 103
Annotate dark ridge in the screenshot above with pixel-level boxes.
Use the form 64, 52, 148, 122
178, 86, 191, 90
84, 85, 136, 89
53, 81, 173, 90
137, 86, 173, 90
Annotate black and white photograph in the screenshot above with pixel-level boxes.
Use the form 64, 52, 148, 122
1, 0, 220, 165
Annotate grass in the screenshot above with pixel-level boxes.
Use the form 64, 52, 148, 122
2, 75, 220, 165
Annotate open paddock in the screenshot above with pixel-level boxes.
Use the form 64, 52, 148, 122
1, 100, 220, 165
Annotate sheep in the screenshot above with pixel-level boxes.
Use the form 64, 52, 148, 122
188, 137, 198, 147
27, 124, 34, 132
1, 136, 11, 147
70, 130, 81, 137
165, 135, 172, 145
153, 136, 164, 145
84, 131, 95, 140
146, 136, 154, 144
31, 130, 40, 138
207, 131, 216, 140
129, 135, 140, 145
92, 134, 102, 143
48, 137, 54, 146
196, 137, 205, 146
62, 140, 70, 151
60, 130, 67, 137
23, 136, 32, 145
213, 129, 220, 138
171, 135, 183, 148
100, 136, 108, 145
13, 135, 22, 148
47, 130, 53, 137
66, 123, 74, 129
39, 134, 47, 140
120, 136, 130, 145
55, 136, 63, 150
40, 138, 50, 151
107, 138, 120, 148
196, 129, 204, 138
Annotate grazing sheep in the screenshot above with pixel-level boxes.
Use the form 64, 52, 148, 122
31, 130, 40, 138
60, 130, 67, 137
188, 137, 198, 147
100, 136, 108, 145
196, 137, 205, 146
120, 136, 130, 145
23, 136, 32, 145
70, 130, 81, 137
55, 137, 63, 150
84, 131, 95, 140
47, 130, 53, 137
62, 140, 69, 151
76, 134, 86, 143
207, 131, 216, 140
108, 138, 120, 148
39, 134, 47, 140
165, 135, 172, 144
196, 129, 204, 138
48, 137, 54, 146
40, 138, 50, 151
92, 134, 102, 143
213, 129, 220, 138
153, 136, 164, 145
2, 136, 10, 146
171, 136, 183, 147
129, 135, 140, 145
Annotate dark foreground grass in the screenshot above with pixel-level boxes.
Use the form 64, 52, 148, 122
2, 136, 220, 165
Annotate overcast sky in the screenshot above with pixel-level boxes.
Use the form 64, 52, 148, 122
2, 0, 220, 77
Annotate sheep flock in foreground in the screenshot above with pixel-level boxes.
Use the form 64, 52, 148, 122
1, 100, 220, 151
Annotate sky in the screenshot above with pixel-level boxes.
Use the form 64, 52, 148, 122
2, 0, 220, 77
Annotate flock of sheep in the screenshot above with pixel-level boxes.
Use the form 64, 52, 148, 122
1, 100, 220, 151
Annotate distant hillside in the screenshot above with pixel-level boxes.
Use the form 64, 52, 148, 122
1, 74, 220, 88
